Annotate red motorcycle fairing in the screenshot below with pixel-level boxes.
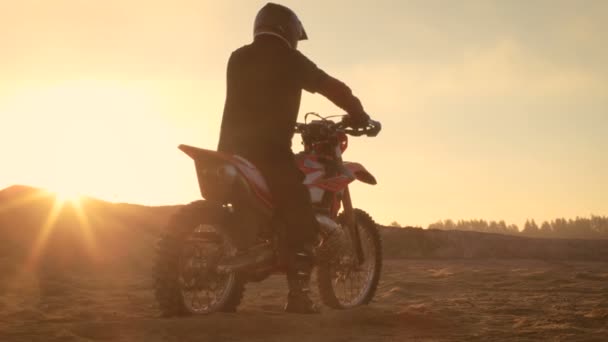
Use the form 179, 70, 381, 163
179, 145, 376, 215
296, 154, 376, 187
178, 145, 274, 209
343, 161, 377, 185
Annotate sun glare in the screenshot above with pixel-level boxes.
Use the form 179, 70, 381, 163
54, 189, 82, 205
24, 185, 98, 271
2, 80, 183, 206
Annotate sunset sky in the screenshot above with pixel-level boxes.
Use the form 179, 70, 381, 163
1, 0, 606, 227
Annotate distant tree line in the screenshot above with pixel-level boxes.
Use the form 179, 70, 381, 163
424, 215, 608, 239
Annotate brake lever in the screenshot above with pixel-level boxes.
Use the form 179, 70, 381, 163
341, 117, 382, 137
344, 128, 365, 136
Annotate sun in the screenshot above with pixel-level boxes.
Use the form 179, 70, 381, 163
53, 188, 82, 206
2, 80, 182, 206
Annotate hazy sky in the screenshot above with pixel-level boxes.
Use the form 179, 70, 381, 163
1, 0, 606, 227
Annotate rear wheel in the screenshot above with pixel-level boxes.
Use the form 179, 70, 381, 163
154, 201, 245, 316
317, 209, 382, 309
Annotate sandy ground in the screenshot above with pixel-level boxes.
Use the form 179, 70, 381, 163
1, 259, 607, 342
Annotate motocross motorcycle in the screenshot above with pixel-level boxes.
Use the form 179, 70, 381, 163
154, 113, 382, 315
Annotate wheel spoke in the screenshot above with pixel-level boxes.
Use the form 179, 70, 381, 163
178, 225, 236, 314
327, 221, 378, 308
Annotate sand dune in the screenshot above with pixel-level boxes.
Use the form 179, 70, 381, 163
1, 186, 607, 340
1, 260, 607, 341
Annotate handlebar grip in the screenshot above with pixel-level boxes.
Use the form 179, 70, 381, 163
367, 120, 382, 137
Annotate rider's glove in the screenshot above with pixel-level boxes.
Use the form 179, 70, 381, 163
348, 111, 371, 129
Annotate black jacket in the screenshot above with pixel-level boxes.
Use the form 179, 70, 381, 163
217, 36, 328, 159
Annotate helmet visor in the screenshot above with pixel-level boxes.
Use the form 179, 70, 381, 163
299, 26, 308, 40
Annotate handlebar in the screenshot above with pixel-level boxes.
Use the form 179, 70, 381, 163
341, 118, 382, 137
295, 114, 382, 138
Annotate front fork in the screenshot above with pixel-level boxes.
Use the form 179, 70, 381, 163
342, 187, 365, 265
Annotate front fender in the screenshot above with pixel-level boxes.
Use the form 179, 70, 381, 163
343, 162, 377, 185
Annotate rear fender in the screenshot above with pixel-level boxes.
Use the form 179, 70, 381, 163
343, 162, 377, 185
178, 145, 273, 216
178, 145, 235, 201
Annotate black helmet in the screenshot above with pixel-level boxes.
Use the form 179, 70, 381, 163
254, 3, 308, 49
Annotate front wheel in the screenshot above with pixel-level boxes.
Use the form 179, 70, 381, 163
317, 209, 383, 309
154, 201, 245, 316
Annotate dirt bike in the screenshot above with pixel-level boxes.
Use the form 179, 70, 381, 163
154, 113, 383, 315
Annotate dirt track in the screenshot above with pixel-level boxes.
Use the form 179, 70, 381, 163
1, 259, 607, 341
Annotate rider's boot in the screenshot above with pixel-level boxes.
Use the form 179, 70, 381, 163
284, 249, 320, 314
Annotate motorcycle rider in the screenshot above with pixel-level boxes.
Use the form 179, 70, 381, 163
217, 2, 372, 313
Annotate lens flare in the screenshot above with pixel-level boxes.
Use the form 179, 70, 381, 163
54, 189, 82, 206
24, 188, 98, 271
